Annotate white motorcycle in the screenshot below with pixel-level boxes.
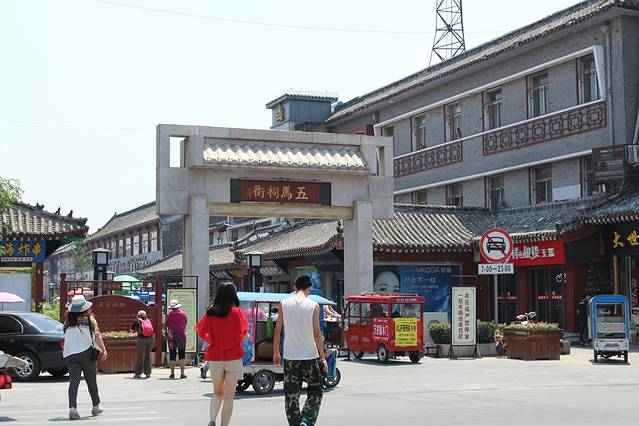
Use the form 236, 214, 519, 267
0, 352, 27, 404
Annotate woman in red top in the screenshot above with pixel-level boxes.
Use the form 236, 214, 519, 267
196, 282, 248, 426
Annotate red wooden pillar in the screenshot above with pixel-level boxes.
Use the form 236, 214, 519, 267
32, 263, 44, 312
517, 268, 529, 314
155, 273, 164, 367
565, 265, 586, 333
60, 273, 68, 321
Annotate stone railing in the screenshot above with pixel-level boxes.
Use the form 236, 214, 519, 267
482, 101, 607, 156
393, 140, 463, 178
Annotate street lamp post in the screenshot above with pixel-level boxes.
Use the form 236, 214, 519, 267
247, 251, 262, 293
92, 248, 110, 295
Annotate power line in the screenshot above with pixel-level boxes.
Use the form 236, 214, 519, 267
95, 0, 506, 36
0, 117, 150, 133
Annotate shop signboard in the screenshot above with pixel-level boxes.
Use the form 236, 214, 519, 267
452, 287, 476, 346
511, 240, 565, 266
0, 240, 46, 263
603, 223, 639, 255
166, 288, 198, 353
230, 179, 331, 205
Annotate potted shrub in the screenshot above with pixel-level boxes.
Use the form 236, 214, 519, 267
503, 322, 562, 360
428, 322, 451, 357
98, 331, 137, 374
477, 321, 499, 357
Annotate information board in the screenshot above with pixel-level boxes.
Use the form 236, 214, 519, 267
393, 318, 418, 346
167, 288, 198, 353
451, 287, 476, 346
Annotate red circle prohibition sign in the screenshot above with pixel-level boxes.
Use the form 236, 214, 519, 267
479, 228, 513, 264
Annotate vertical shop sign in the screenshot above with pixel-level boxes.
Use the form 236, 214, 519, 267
451, 287, 476, 346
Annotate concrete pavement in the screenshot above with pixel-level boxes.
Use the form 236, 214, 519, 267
1, 347, 638, 425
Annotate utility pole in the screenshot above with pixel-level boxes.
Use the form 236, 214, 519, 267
430, 0, 466, 66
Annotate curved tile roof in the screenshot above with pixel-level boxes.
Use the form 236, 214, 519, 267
85, 202, 157, 242
1, 203, 88, 239
203, 143, 367, 171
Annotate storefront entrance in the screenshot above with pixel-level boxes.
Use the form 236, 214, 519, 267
530, 267, 566, 328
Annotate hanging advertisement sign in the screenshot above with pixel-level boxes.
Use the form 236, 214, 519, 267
166, 288, 198, 353
452, 287, 476, 346
393, 318, 418, 346
511, 240, 565, 266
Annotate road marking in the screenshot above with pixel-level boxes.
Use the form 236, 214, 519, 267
16, 416, 171, 425
5, 406, 148, 414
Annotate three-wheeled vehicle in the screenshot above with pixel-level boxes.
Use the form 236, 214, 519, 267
589, 295, 630, 363
344, 293, 424, 363
236, 292, 341, 394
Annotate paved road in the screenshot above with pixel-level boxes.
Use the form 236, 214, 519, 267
2, 347, 638, 425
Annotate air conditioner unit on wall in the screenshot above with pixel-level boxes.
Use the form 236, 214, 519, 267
626, 144, 639, 164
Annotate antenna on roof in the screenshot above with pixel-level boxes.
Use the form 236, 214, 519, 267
429, 0, 466, 66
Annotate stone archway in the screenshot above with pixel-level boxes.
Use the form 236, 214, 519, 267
156, 125, 394, 317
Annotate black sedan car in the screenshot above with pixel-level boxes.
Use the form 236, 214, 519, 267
0, 312, 66, 380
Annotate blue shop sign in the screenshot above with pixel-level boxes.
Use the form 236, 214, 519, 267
0, 240, 46, 263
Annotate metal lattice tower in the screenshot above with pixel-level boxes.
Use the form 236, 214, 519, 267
429, 0, 466, 66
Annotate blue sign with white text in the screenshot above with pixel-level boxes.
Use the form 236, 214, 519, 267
0, 240, 46, 263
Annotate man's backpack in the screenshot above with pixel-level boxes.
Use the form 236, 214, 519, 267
141, 319, 154, 337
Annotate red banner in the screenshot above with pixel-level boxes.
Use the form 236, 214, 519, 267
511, 240, 565, 266
232, 180, 330, 204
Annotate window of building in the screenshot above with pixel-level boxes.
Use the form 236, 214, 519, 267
142, 232, 149, 254
446, 183, 463, 207
411, 115, 427, 151
581, 156, 594, 196
381, 125, 394, 137
150, 230, 158, 252
486, 174, 505, 210
578, 55, 599, 104
230, 228, 239, 242
531, 165, 552, 204
528, 72, 549, 118
445, 102, 462, 141
125, 236, 132, 257
413, 189, 427, 205
132, 234, 140, 256
484, 89, 502, 130
118, 237, 124, 258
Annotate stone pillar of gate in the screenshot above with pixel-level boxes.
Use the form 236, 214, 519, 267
344, 201, 374, 298
182, 195, 210, 319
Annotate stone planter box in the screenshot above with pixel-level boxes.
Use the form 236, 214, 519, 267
504, 329, 563, 361
437, 344, 496, 357
98, 339, 137, 373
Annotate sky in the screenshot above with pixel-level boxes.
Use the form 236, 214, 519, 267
0, 0, 580, 232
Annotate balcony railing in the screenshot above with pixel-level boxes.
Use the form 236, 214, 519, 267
482, 101, 607, 155
393, 140, 463, 178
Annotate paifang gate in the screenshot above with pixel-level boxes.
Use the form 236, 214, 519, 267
156, 125, 394, 317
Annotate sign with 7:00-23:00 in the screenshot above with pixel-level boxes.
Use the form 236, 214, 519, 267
230, 179, 331, 205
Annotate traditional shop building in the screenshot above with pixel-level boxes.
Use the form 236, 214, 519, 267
1, 203, 88, 311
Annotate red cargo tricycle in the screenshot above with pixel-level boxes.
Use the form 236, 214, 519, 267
344, 293, 424, 364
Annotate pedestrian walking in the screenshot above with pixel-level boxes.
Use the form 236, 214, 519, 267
195, 282, 248, 426
131, 310, 154, 378
578, 294, 591, 346
273, 275, 328, 426
166, 299, 188, 379
63, 295, 108, 420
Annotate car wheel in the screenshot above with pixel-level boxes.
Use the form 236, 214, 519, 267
322, 367, 341, 388
353, 351, 364, 359
236, 378, 251, 392
408, 351, 422, 364
252, 370, 275, 395
376, 344, 389, 364
15, 351, 41, 381
593, 350, 598, 363
47, 368, 68, 377
624, 351, 629, 364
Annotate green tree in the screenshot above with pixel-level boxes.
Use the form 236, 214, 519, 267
0, 178, 23, 254
71, 241, 92, 280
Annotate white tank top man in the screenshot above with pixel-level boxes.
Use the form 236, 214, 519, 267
274, 275, 327, 426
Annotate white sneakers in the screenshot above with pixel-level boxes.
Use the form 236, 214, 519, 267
69, 405, 103, 420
